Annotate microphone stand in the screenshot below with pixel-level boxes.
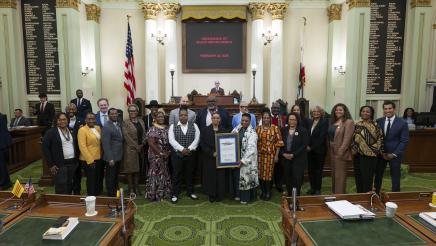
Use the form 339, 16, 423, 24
291, 187, 298, 246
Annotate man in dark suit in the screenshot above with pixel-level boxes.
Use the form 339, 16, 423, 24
144, 100, 160, 130
42, 112, 78, 194
196, 96, 231, 131
34, 93, 55, 133
9, 109, 31, 127
210, 81, 225, 96
66, 103, 84, 195
102, 108, 123, 197
95, 98, 109, 127
70, 89, 92, 121
375, 101, 409, 193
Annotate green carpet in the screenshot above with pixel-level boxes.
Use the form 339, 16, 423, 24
8, 160, 436, 246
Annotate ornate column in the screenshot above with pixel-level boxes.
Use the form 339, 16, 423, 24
344, 0, 371, 117
325, 3, 346, 110
141, 2, 160, 102
0, 0, 25, 117
402, 0, 433, 111
267, 3, 287, 106
162, 3, 181, 102
84, 2, 102, 106
56, 0, 82, 107
248, 3, 267, 103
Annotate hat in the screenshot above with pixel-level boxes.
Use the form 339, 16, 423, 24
146, 100, 161, 108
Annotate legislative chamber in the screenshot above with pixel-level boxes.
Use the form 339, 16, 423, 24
0, 0, 436, 245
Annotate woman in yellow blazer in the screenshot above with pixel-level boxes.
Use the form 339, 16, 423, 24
78, 112, 103, 196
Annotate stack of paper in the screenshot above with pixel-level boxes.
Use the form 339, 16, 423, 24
43, 217, 79, 240
419, 212, 436, 228
326, 200, 375, 220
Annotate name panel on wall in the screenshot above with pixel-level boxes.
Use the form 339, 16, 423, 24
367, 0, 406, 94
182, 21, 246, 73
22, 0, 60, 95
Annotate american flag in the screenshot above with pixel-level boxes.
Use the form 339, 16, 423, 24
297, 17, 307, 99
24, 176, 35, 195
123, 21, 136, 105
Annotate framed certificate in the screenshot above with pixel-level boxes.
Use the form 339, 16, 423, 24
215, 133, 240, 168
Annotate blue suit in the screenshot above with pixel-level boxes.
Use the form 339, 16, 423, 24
232, 112, 256, 129
375, 116, 409, 192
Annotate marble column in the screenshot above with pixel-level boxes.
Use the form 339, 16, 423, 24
83, 2, 102, 106
267, 3, 288, 106
325, 3, 346, 110
0, 0, 25, 117
141, 3, 160, 102
162, 3, 181, 103
56, 0, 82, 108
248, 3, 267, 104
344, 0, 371, 118
402, 0, 433, 111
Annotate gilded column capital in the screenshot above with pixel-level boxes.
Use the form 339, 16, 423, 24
56, 0, 80, 11
0, 0, 17, 9
267, 3, 288, 20
346, 0, 370, 10
327, 4, 342, 22
85, 4, 101, 23
140, 2, 160, 20
248, 2, 268, 20
410, 0, 432, 8
161, 3, 180, 20
433, 24, 436, 29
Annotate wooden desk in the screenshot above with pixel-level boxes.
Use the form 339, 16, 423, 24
192, 95, 235, 105
403, 129, 436, 172
8, 126, 44, 173
381, 191, 436, 243
0, 191, 35, 226
280, 193, 434, 245
0, 194, 136, 245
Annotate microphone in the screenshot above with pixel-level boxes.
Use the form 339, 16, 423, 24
120, 188, 126, 234
291, 187, 298, 246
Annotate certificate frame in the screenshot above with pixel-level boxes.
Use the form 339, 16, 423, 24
215, 133, 240, 168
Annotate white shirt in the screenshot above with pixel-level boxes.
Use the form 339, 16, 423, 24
206, 110, 212, 127
58, 128, 75, 159
69, 117, 76, 129
99, 111, 108, 127
168, 122, 200, 152
384, 115, 396, 135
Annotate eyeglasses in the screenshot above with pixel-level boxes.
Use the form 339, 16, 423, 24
128, 110, 138, 113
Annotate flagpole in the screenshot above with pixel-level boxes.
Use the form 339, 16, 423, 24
301, 17, 306, 99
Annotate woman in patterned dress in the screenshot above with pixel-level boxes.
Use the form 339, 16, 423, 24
256, 108, 284, 200
145, 111, 172, 201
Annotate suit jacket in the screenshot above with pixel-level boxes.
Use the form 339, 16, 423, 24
308, 118, 328, 155
200, 125, 228, 159
102, 120, 124, 162
34, 102, 55, 127
9, 117, 31, 127
0, 114, 12, 151
169, 108, 196, 126
210, 87, 225, 96
78, 125, 102, 164
196, 107, 231, 132
70, 98, 92, 120
95, 111, 111, 127
122, 119, 146, 170
330, 119, 355, 161
42, 127, 78, 168
376, 116, 409, 159
280, 126, 309, 167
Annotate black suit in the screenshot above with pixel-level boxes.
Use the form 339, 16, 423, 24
42, 127, 78, 194
0, 114, 12, 190
71, 98, 92, 120
280, 126, 309, 195
195, 107, 231, 132
307, 118, 328, 193
210, 87, 225, 96
9, 117, 31, 128
34, 102, 55, 129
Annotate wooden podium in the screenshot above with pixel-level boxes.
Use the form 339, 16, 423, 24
8, 126, 44, 173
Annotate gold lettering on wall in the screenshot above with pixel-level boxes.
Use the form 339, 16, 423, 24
0, 0, 17, 9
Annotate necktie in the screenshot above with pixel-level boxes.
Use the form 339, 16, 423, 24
40, 102, 44, 113
13, 118, 18, 127
386, 118, 391, 136
78, 98, 81, 106
103, 114, 108, 126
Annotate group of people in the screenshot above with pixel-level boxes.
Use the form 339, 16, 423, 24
1, 88, 410, 205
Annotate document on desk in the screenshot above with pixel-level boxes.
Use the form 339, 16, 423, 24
326, 200, 375, 220
419, 212, 436, 228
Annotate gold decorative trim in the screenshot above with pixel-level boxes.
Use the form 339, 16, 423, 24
181, 6, 246, 21
85, 4, 100, 23
267, 3, 288, 20
56, 0, 80, 11
248, 2, 268, 20
327, 4, 342, 22
140, 2, 160, 20
410, 0, 432, 8
346, 0, 370, 10
161, 3, 180, 20
0, 0, 17, 9
433, 24, 436, 29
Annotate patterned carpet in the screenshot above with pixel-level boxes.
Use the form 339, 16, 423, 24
10, 161, 436, 246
